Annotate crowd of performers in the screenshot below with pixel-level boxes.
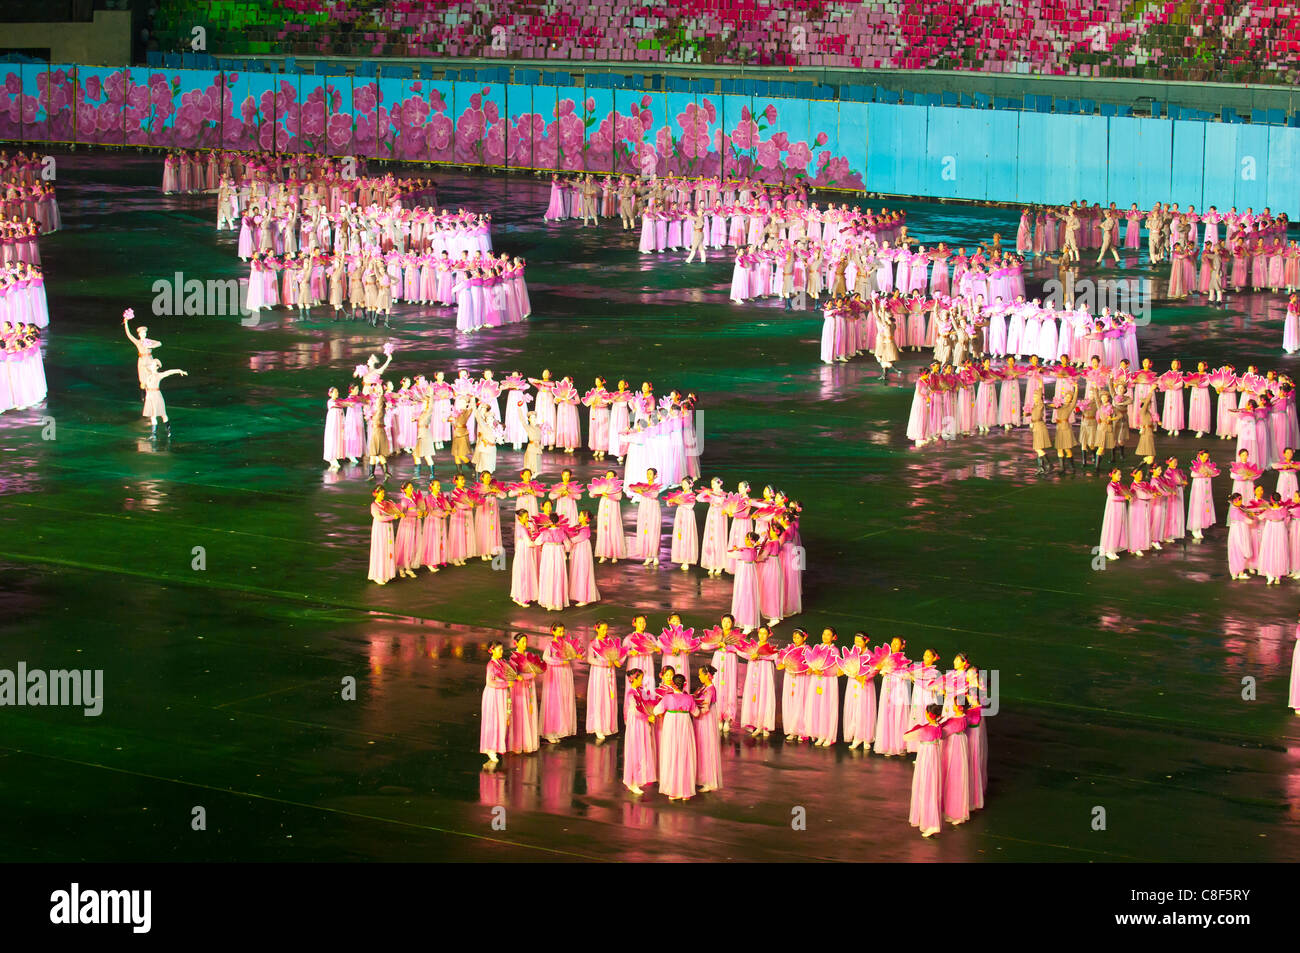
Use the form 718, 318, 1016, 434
907, 355, 1298, 470
324, 363, 699, 483
245, 246, 528, 330
735, 235, 1019, 310
1, 149, 61, 235
365, 469, 802, 621
0, 263, 48, 329
0, 318, 45, 415
0, 152, 55, 416
825, 290, 1141, 372
479, 621, 987, 835
545, 174, 819, 230
1013, 201, 1288, 264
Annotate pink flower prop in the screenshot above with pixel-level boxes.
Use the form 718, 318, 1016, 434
699, 625, 746, 651
590, 636, 627, 667
803, 643, 840, 676
626, 631, 660, 655
657, 625, 701, 656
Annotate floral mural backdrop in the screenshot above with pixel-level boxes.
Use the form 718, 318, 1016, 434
0, 65, 868, 189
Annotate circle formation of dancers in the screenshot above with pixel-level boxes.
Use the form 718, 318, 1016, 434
480, 620, 987, 836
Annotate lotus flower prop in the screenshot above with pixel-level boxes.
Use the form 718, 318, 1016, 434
552, 636, 582, 663
777, 644, 809, 675
803, 644, 841, 677
590, 635, 627, 668
657, 625, 701, 656
837, 646, 874, 679
510, 650, 546, 677
625, 632, 660, 656
700, 625, 746, 652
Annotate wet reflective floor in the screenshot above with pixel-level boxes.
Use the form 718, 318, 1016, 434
4, 153, 1300, 861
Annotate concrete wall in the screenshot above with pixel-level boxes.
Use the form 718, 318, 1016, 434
2, 10, 130, 66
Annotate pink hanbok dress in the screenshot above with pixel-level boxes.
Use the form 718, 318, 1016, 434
532, 523, 571, 610
631, 483, 663, 560
693, 684, 723, 789
739, 645, 777, 731
367, 501, 397, 583
585, 645, 619, 736
668, 492, 700, 564
729, 544, 762, 630
622, 687, 658, 787
566, 525, 600, 604
940, 715, 972, 824
908, 723, 943, 836
510, 520, 538, 603
874, 668, 912, 756
540, 639, 578, 739
654, 691, 699, 799
393, 495, 422, 572
479, 659, 511, 755
697, 489, 730, 571
842, 672, 876, 746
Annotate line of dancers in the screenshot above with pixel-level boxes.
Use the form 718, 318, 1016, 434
246, 248, 529, 329
479, 621, 987, 834
166, 149, 387, 199
324, 366, 698, 484
1013, 201, 1287, 261
906, 357, 1299, 470
233, 201, 486, 260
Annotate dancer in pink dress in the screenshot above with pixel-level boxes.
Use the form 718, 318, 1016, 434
585, 620, 624, 740
958, 693, 986, 810
622, 668, 658, 795
527, 506, 571, 611
1187, 450, 1220, 540
693, 666, 723, 793
702, 615, 743, 730
1098, 468, 1130, 560
940, 706, 972, 826
757, 528, 786, 626
1290, 611, 1300, 716
367, 485, 399, 585
906, 705, 944, 837
393, 482, 423, 578
839, 633, 877, 750
506, 634, 544, 754
739, 625, 778, 735
478, 642, 512, 764
802, 629, 841, 747
474, 472, 506, 558
654, 675, 699, 801
728, 532, 763, 633
665, 478, 700, 570
540, 623, 579, 743
696, 477, 730, 576
509, 510, 538, 606
479, 642, 511, 764
874, 638, 913, 756
566, 512, 601, 606
590, 471, 627, 563
421, 480, 450, 573
778, 629, 810, 742
622, 614, 656, 690
629, 469, 663, 566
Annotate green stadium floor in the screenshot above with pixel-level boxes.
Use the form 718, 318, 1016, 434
2, 152, 1299, 861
